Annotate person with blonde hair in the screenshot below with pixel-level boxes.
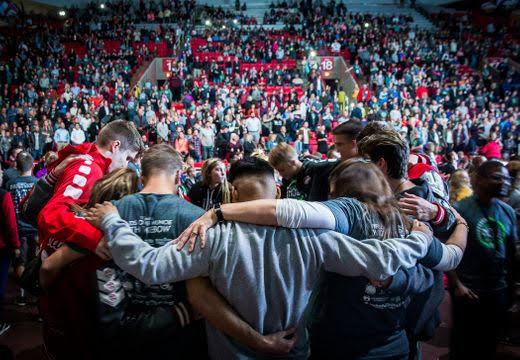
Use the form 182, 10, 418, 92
449, 170, 473, 205
187, 158, 231, 209
39, 167, 139, 288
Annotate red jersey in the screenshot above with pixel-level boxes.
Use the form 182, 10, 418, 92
38, 143, 111, 256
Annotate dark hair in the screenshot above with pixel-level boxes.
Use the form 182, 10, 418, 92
9, 146, 22, 157
476, 160, 505, 178
332, 119, 364, 140
358, 133, 409, 180
228, 157, 275, 184
356, 121, 397, 142
97, 120, 144, 153
16, 152, 34, 173
141, 144, 183, 178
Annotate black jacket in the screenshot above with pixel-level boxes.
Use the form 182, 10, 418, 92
187, 181, 223, 210
28, 131, 45, 152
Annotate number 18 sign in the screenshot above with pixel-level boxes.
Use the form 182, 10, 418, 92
320, 57, 334, 72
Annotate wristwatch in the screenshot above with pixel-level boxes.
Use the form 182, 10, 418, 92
214, 204, 225, 223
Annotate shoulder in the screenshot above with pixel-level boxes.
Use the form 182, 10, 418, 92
303, 158, 338, 172
495, 199, 516, 220
0, 188, 9, 200
323, 197, 364, 213
453, 195, 475, 211
114, 193, 143, 207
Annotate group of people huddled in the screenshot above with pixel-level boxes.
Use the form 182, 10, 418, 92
0, 114, 518, 360
0, 0, 519, 359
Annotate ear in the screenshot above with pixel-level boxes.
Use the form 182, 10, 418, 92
174, 171, 181, 185
110, 140, 121, 153
376, 157, 387, 173
141, 175, 147, 186
231, 185, 238, 203
275, 186, 281, 199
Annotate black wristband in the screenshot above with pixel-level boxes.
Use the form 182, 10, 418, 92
214, 204, 225, 223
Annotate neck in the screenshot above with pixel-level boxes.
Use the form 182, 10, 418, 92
141, 175, 177, 195
475, 190, 492, 206
20, 170, 32, 176
95, 144, 111, 159
388, 177, 414, 194
209, 182, 220, 190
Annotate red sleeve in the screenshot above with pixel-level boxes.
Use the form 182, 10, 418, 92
1, 192, 20, 249
479, 143, 489, 157
38, 159, 104, 252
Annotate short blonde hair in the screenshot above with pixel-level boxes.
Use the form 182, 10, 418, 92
268, 143, 297, 168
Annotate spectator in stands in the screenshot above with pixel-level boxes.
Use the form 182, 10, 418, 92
449, 170, 473, 205
480, 132, 503, 160
200, 121, 215, 160
188, 158, 231, 210
70, 123, 86, 146
54, 121, 70, 149
28, 123, 44, 160
5, 152, 37, 305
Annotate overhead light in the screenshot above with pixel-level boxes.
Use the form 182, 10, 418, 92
205, 19, 211, 26
58, 10, 66, 17
222, 25, 226, 29
100, 3, 106, 9
310, 50, 317, 57
364, 22, 370, 28
233, 19, 238, 24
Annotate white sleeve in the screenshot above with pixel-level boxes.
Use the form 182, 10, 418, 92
432, 243, 464, 271
275, 199, 336, 229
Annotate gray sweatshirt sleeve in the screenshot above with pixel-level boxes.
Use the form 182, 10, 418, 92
102, 213, 211, 285
317, 231, 432, 280
276, 199, 336, 229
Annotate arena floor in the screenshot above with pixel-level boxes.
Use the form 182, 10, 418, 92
1, 277, 519, 359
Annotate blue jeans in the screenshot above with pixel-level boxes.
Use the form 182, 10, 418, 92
203, 146, 214, 160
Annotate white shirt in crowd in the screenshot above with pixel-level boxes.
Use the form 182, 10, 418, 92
71, 127, 86, 145
390, 108, 402, 122
246, 116, 261, 133
80, 116, 92, 131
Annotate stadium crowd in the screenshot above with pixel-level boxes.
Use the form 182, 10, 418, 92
0, 0, 519, 359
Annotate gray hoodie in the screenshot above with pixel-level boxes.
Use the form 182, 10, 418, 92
101, 214, 432, 359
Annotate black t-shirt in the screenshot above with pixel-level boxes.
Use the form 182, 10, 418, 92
281, 159, 338, 201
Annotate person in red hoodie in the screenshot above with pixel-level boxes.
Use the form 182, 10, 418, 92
479, 132, 502, 160
33, 120, 143, 259
20, 119, 143, 359
0, 167, 20, 336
